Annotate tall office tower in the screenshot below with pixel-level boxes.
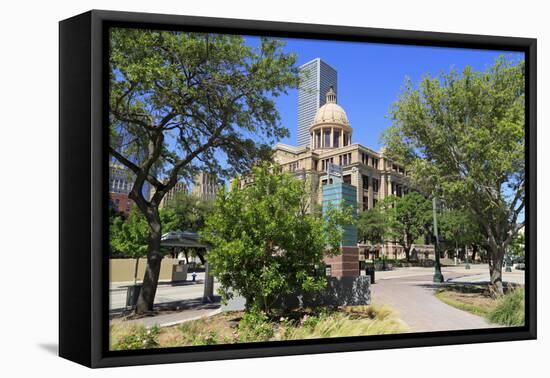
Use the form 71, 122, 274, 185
192, 171, 219, 201
297, 58, 337, 147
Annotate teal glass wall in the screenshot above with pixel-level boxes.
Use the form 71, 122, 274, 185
322, 182, 357, 246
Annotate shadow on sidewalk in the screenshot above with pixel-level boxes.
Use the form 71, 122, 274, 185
110, 296, 221, 319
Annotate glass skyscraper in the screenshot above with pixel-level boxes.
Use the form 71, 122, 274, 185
297, 58, 337, 147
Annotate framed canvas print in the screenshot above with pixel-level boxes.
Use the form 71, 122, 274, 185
59, 10, 536, 368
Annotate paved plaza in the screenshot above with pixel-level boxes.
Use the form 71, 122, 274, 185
109, 272, 212, 311
110, 264, 524, 330
110, 272, 223, 327
371, 264, 524, 332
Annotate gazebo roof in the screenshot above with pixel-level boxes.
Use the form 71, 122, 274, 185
161, 230, 210, 249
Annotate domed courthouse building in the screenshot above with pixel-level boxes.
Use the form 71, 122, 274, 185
272, 86, 414, 276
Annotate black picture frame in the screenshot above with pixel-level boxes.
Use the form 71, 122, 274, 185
59, 9, 537, 368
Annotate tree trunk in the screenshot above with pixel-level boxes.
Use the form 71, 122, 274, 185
488, 246, 505, 297
133, 257, 140, 286
197, 250, 206, 265
403, 245, 411, 262
471, 244, 479, 262
135, 214, 163, 314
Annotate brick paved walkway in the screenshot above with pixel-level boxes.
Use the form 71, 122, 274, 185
371, 272, 497, 332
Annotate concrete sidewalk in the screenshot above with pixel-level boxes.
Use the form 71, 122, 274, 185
111, 296, 222, 328
371, 272, 498, 332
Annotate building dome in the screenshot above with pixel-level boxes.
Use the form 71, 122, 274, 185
309, 87, 353, 150
312, 87, 350, 126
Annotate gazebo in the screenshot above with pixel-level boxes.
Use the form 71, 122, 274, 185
161, 231, 215, 302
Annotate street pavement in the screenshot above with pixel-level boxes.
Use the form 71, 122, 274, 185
110, 273, 222, 327
109, 272, 214, 311
110, 297, 222, 328
374, 264, 525, 285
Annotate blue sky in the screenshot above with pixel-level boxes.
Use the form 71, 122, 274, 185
245, 36, 524, 150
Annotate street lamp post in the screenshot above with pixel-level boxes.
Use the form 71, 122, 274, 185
432, 195, 444, 283
465, 248, 471, 269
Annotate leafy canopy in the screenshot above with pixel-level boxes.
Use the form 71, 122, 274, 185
438, 208, 484, 249
162, 191, 214, 233
109, 29, 300, 204
109, 207, 180, 258
357, 207, 387, 246
377, 192, 432, 260
109, 28, 299, 312
382, 56, 525, 254
110, 208, 149, 259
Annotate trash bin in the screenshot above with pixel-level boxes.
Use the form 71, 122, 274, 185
126, 284, 142, 309
366, 266, 375, 284
171, 263, 188, 283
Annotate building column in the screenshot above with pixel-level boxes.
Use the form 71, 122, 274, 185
368, 176, 374, 209
316, 131, 320, 148
330, 127, 334, 148
380, 173, 386, 199
351, 168, 363, 211
202, 260, 214, 303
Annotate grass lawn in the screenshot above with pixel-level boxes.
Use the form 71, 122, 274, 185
110, 304, 409, 350
435, 285, 525, 327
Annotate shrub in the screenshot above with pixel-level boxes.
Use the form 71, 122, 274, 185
238, 309, 274, 342
487, 288, 525, 326
177, 322, 223, 346
201, 163, 354, 314
112, 325, 160, 350
193, 331, 219, 346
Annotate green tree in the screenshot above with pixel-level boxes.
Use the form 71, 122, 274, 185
110, 207, 180, 284
383, 56, 524, 295
357, 207, 386, 246
109, 29, 299, 313
378, 192, 432, 262
201, 164, 353, 315
164, 192, 214, 232
110, 208, 150, 285
508, 230, 525, 257
438, 208, 484, 261
162, 191, 214, 263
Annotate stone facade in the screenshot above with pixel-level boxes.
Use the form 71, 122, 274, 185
273, 88, 411, 264
192, 171, 219, 201
274, 88, 410, 215
158, 181, 188, 209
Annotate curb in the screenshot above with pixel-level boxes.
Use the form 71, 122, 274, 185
151, 308, 223, 328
